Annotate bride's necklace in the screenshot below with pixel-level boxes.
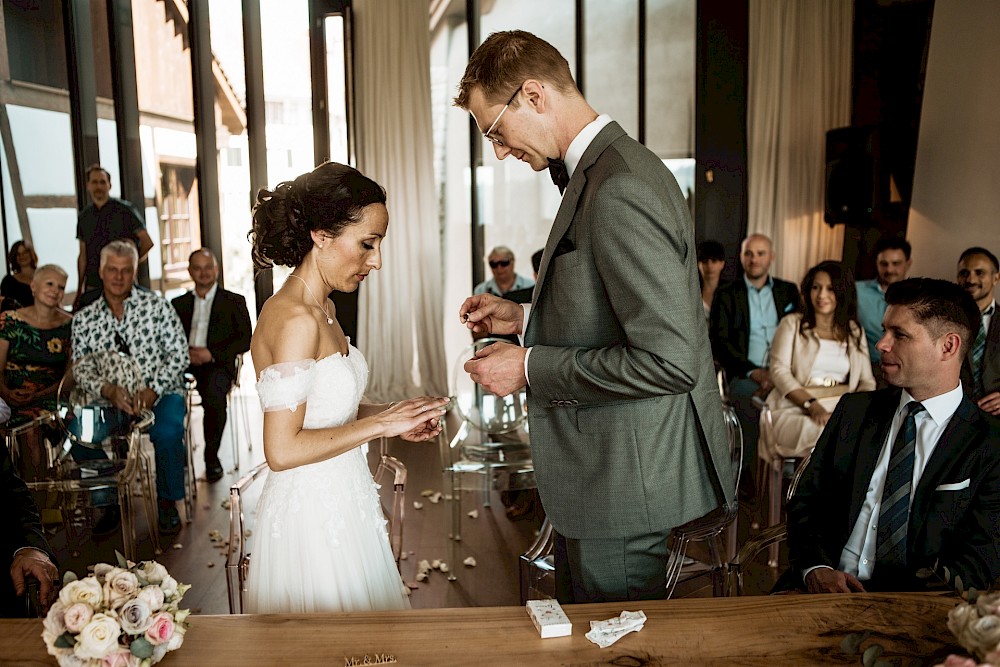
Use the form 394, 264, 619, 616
288, 274, 333, 325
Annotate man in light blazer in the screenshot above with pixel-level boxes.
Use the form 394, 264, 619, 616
171, 249, 252, 483
456, 30, 731, 603
781, 278, 1000, 593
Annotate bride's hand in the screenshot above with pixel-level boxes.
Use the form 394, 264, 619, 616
379, 397, 448, 440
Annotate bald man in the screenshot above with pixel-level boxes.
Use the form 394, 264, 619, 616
171, 249, 252, 483
709, 234, 800, 481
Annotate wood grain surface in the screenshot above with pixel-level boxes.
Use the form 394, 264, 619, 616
0, 592, 965, 666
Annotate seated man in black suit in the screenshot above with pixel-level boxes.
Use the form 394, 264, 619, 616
782, 278, 1000, 593
2, 443, 59, 616
171, 249, 252, 483
709, 234, 799, 478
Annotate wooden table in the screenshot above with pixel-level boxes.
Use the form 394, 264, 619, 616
0, 593, 964, 666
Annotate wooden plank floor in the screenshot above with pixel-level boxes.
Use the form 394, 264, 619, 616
35, 385, 783, 616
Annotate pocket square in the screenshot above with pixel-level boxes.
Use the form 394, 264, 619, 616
935, 479, 971, 491
553, 236, 575, 257
783, 302, 795, 313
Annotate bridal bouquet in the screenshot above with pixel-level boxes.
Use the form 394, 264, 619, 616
41, 554, 191, 667
937, 592, 1000, 667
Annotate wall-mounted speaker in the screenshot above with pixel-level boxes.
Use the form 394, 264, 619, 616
824, 126, 884, 226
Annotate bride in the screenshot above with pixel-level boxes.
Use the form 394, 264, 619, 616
245, 162, 447, 613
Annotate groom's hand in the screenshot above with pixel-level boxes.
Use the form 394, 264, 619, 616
465, 342, 527, 397
459, 294, 524, 336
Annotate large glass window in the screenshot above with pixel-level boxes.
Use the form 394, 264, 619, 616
209, 0, 256, 320
325, 15, 350, 165
430, 6, 472, 378
583, 0, 639, 139
260, 0, 314, 287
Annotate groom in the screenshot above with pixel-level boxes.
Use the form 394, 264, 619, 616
456, 30, 731, 603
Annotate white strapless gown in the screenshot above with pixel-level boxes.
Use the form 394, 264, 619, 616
245, 346, 410, 613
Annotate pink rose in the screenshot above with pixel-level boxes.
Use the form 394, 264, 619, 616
63, 602, 94, 633
145, 612, 175, 645
102, 649, 138, 667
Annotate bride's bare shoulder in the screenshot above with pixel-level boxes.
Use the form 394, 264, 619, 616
252, 295, 320, 372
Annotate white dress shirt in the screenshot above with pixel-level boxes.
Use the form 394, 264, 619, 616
189, 282, 218, 348
804, 383, 964, 583
522, 114, 614, 384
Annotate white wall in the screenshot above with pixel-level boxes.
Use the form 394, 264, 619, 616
907, 0, 1000, 282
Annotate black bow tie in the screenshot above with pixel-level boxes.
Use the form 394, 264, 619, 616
547, 158, 569, 194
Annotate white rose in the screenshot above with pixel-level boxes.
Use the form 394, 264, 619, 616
43, 600, 68, 639
136, 586, 164, 611
63, 603, 95, 633
93, 563, 115, 580
73, 613, 122, 660
151, 644, 168, 664
965, 615, 1000, 659
60, 578, 104, 609
103, 569, 139, 609
165, 625, 184, 651
137, 561, 168, 586
158, 576, 178, 600
118, 598, 154, 635
56, 653, 89, 667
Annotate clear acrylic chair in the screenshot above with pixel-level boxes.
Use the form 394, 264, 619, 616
181, 372, 198, 522
753, 398, 808, 567
37, 352, 159, 560
2, 410, 58, 482
663, 403, 743, 598
225, 354, 253, 471
727, 451, 812, 596
518, 517, 555, 603
440, 337, 532, 581
372, 437, 407, 566
226, 461, 269, 614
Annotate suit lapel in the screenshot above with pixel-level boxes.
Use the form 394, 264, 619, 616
848, 389, 901, 527
526, 122, 626, 340
913, 396, 981, 510
177, 293, 194, 333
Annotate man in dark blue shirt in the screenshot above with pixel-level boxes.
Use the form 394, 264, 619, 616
74, 164, 154, 309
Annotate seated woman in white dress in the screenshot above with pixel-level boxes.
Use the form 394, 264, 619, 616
762, 261, 875, 461
246, 162, 448, 614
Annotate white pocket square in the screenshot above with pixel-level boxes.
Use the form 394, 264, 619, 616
935, 479, 971, 491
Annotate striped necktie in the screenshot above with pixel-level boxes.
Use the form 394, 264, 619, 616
972, 306, 993, 394
875, 401, 926, 570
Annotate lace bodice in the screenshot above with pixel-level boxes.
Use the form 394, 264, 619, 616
256, 345, 368, 429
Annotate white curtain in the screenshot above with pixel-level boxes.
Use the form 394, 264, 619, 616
748, 0, 852, 283
353, 0, 447, 401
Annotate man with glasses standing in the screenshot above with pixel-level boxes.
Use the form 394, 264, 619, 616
474, 246, 534, 298
456, 30, 730, 604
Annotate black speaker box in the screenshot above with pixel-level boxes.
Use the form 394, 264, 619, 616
824, 126, 884, 226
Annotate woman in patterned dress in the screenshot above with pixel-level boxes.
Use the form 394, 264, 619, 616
0, 264, 72, 478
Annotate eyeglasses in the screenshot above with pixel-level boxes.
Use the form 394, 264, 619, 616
489, 259, 511, 269
483, 84, 524, 147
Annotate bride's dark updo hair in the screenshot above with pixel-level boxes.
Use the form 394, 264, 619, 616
250, 162, 386, 270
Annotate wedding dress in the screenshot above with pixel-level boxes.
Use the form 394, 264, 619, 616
245, 344, 411, 613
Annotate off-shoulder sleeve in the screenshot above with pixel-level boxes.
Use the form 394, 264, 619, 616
256, 359, 316, 413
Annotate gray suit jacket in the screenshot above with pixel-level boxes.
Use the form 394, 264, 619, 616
524, 121, 731, 539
